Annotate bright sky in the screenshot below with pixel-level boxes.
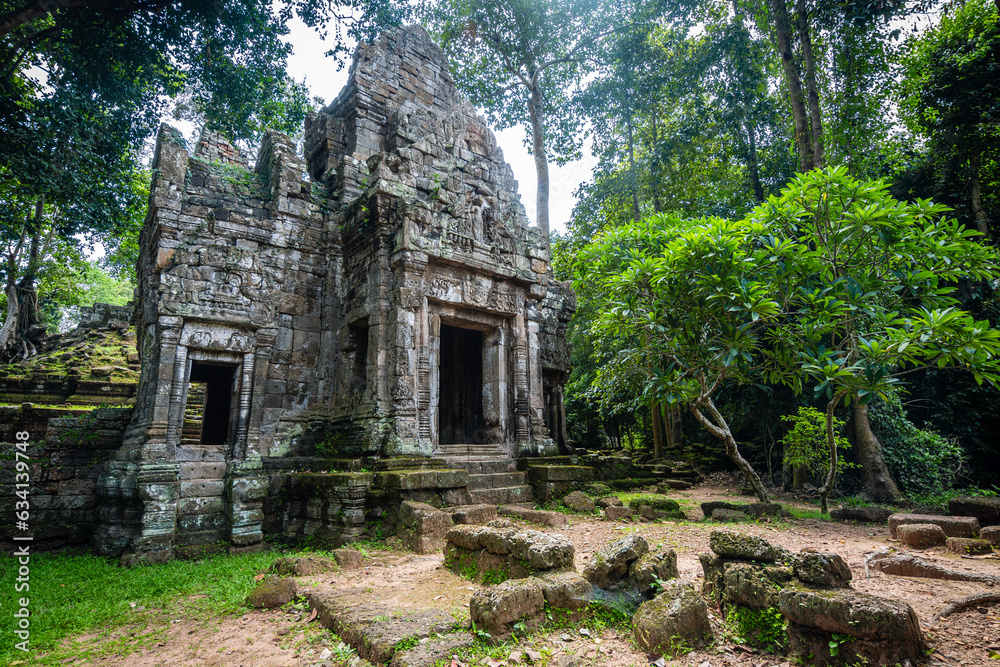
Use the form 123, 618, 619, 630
282, 18, 597, 236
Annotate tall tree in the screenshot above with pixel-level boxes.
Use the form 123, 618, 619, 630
425, 0, 672, 238
897, 0, 1000, 237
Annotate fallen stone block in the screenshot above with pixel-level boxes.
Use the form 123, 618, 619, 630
596, 496, 622, 509
307, 593, 459, 665
390, 634, 475, 667
470, 578, 545, 642
982, 526, 1000, 545
603, 506, 634, 521
449, 504, 498, 525
829, 506, 894, 524
627, 496, 680, 512
792, 552, 852, 588
948, 496, 1000, 526
896, 523, 946, 549
721, 562, 791, 609
497, 505, 568, 527
272, 555, 338, 576
444, 522, 574, 581
628, 550, 679, 596
712, 508, 748, 522
709, 529, 778, 562
396, 500, 453, 554
702, 501, 785, 518
562, 490, 596, 512
332, 548, 364, 569
945, 537, 993, 555
869, 552, 999, 584
779, 588, 926, 666
247, 576, 297, 608
632, 580, 713, 656
583, 534, 648, 588
888, 512, 979, 539
537, 570, 594, 611
657, 479, 693, 491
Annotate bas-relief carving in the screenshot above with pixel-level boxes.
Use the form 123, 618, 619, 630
181, 326, 256, 352
424, 266, 522, 315
160, 245, 279, 326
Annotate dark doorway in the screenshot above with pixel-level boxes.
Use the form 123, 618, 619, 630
439, 324, 485, 444
188, 362, 237, 447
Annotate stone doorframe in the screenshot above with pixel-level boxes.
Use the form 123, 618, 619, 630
421, 301, 529, 456
163, 321, 275, 462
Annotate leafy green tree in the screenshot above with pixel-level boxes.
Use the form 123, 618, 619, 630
581, 168, 1000, 507
580, 214, 782, 500
897, 0, 1000, 236
753, 167, 1000, 510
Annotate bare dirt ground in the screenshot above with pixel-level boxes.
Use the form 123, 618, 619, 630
61, 481, 1000, 667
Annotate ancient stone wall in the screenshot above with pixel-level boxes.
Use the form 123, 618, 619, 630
0, 407, 131, 551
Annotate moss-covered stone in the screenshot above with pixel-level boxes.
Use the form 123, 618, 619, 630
709, 529, 779, 562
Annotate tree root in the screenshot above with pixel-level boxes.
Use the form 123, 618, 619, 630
933, 592, 1000, 624
868, 552, 999, 586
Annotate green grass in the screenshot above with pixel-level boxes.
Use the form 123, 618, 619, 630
0, 547, 284, 665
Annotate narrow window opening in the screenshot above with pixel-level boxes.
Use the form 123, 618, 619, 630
350, 322, 369, 392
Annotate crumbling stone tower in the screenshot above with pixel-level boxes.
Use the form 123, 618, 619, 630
94, 25, 574, 561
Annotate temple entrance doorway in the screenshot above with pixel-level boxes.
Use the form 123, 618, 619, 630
438, 324, 486, 445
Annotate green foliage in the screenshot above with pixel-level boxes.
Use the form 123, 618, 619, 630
726, 604, 787, 651
781, 406, 854, 478
869, 392, 964, 497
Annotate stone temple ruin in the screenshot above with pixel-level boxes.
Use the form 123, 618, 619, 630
89, 25, 575, 561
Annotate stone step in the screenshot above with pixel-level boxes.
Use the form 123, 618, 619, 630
446, 458, 519, 475
470, 485, 533, 505
467, 471, 527, 490
437, 442, 507, 458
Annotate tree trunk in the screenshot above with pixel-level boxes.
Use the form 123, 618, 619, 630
797, 0, 824, 168
527, 80, 550, 238
627, 112, 640, 222
818, 391, 849, 513
691, 396, 769, 502
850, 401, 902, 503
651, 401, 664, 460
971, 144, 989, 236
746, 122, 765, 203
770, 0, 813, 172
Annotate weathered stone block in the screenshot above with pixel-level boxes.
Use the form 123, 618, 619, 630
792, 552, 852, 588
632, 580, 713, 655
709, 530, 778, 562
945, 537, 993, 555
779, 589, 926, 666
981, 526, 1000, 545
896, 523, 946, 549
527, 465, 594, 482
948, 496, 1000, 526
603, 506, 634, 521
888, 513, 979, 539
628, 550, 679, 596
247, 577, 297, 608
829, 506, 893, 523
562, 490, 595, 512
449, 504, 497, 525
396, 500, 453, 554
470, 578, 544, 642
583, 535, 648, 588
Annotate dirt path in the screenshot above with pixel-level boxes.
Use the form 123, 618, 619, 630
59, 483, 1000, 667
